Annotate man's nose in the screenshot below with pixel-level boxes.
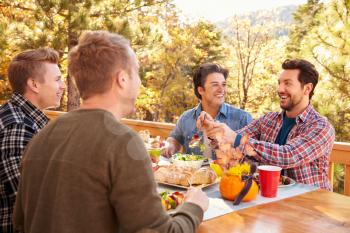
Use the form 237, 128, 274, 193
277, 83, 284, 93
218, 85, 225, 92
61, 81, 67, 90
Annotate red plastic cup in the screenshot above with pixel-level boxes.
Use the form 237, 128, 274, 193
258, 165, 282, 198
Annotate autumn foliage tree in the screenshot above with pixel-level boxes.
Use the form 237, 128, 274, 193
0, 0, 169, 110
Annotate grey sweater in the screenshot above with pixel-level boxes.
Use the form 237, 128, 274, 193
14, 109, 203, 233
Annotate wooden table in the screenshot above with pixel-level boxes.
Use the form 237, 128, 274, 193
198, 190, 350, 233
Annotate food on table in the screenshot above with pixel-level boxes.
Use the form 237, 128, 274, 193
150, 136, 162, 148
189, 133, 200, 147
155, 165, 194, 186
160, 191, 185, 210
191, 167, 217, 185
139, 130, 151, 143
148, 148, 162, 163
219, 162, 259, 202
139, 130, 166, 150
279, 176, 292, 185
146, 136, 165, 149
154, 165, 217, 187
139, 131, 167, 163
173, 153, 204, 161
172, 153, 205, 169
209, 163, 224, 177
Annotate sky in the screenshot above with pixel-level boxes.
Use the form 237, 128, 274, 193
173, 0, 307, 22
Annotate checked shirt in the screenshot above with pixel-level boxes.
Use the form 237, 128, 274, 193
237, 104, 335, 190
0, 93, 48, 233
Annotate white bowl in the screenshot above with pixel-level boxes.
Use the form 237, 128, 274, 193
172, 157, 204, 169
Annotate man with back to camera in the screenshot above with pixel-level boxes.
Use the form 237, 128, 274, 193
0, 48, 66, 233
13, 31, 209, 233
198, 59, 335, 190
162, 63, 253, 158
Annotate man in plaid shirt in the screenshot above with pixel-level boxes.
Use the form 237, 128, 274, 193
198, 59, 335, 190
0, 48, 66, 232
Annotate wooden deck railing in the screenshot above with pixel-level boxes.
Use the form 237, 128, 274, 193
329, 143, 350, 196
44, 110, 350, 196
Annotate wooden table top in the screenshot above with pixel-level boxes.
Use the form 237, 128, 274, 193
198, 190, 350, 233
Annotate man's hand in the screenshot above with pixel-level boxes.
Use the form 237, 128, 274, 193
197, 111, 237, 144
206, 122, 237, 145
196, 111, 214, 130
240, 134, 258, 157
243, 144, 258, 157
161, 138, 181, 158
185, 187, 209, 212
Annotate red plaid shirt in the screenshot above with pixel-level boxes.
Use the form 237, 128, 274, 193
237, 104, 335, 190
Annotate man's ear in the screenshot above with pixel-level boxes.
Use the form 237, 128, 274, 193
115, 70, 128, 89
26, 78, 40, 94
198, 86, 205, 96
304, 83, 313, 96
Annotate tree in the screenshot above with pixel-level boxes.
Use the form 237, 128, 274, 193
0, 8, 12, 104
286, 0, 324, 57
136, 3, 227, 122
287, 0, 350, 142
307, 0, 350, 97
224, 17, 273, 110
0, 0, 169, 110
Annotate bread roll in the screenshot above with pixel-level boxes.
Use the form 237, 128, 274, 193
191, 167, 217, 185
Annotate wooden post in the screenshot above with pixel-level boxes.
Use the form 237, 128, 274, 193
328, 162, 334, 190
345, 165, 350, 196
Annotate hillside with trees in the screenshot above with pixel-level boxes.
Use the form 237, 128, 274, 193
0, 0, 348, 143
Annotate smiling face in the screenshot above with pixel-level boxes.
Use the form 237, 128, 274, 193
198, 72, 227, 108
278, 69, 310, 113
36, 62, 66, 109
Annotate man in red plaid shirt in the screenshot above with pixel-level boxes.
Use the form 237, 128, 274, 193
198, 59, 335, 190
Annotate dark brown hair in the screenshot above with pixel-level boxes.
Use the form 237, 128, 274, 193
68, 31, 133, 100
8, 48, 59, 94
282, 59, 319, 99
193, 63, 228, 99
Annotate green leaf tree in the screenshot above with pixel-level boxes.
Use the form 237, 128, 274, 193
0, 0, 169, 110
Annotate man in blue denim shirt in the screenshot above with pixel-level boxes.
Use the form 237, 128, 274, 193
162, 63, 252, 158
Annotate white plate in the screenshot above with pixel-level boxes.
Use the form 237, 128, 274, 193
279, 176, 296, 187
157, 178, 220, 189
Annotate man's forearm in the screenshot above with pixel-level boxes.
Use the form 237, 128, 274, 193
167, 137, 182, 152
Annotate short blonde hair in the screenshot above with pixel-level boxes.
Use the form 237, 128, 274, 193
68, 31, 133, 100
8, 48, 59, 94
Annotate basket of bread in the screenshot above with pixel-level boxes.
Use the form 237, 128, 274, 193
154, 165, 217, 188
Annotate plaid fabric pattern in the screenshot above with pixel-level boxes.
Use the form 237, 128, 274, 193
0, 93, 48, 233
237, 104, 335, 190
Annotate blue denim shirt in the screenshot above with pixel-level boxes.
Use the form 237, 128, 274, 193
169, 103, 253, 155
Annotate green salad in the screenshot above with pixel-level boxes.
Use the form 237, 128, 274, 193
173, 153, 204, 161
